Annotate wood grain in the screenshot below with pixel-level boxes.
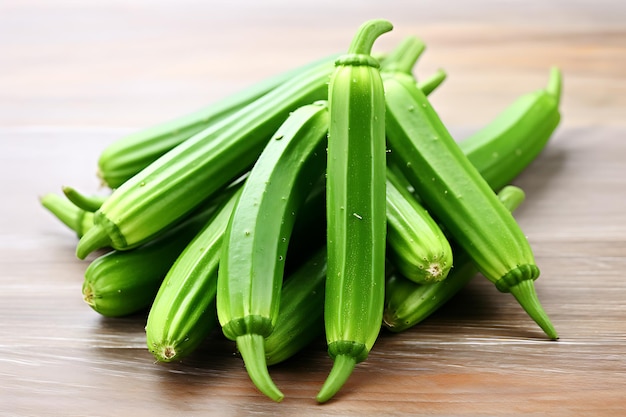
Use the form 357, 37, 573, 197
1, 1, 625, 416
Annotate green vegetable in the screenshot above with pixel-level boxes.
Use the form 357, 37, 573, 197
318, 19, 392, 403
384, 185, 527, 331
97, 54, 338, 189
40, 193, 94, 238
82, 199, 219, 317
459, 67, 562, 191
217, 101, 330, 402
383, 68, 558, 340
417, 69, 447, 96
75, 57, 335, 260
146, 185, 242, 362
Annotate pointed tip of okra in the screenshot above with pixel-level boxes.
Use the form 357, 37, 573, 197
236, 334, 284, 402
509, 279, 559, 340
546, 66, 563, 105
316, 354, 357, 404
76, 225, 111, 260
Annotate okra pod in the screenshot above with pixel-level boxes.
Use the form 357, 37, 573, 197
383, 68, 558, 339
83, 198, 220, 317
217, 101, 330, 402
319, 19, 392, 403
384, 185, 527, 331
146, 185, 242, 362
76, 56, 335, 260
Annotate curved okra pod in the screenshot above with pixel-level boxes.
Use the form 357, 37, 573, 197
383, 66, 558, 340
146, 185, 242, 362
40, 193, 94, 238
318, 19, 392, 403
75, 56, 335, 260
384, 185, 527, 331
217, 101, 330, 402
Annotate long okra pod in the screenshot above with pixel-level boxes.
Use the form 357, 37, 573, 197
146, 185, 242, 362
97, 54, 337, 189
217, 102, 330, 402
383, 69, 558, 339
76, 57, 335, 259
318, 19, 392, 403
384, 185, 527, 331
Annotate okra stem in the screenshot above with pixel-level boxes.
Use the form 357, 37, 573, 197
546, 67, 562, 102
40, 193, 94, 238
346, 19, 393, 56
236, 334, 284, 402
417, 69, 447, 96
509, 280, 558, 339
62, 185, 107, 212
316, 354, 356, 403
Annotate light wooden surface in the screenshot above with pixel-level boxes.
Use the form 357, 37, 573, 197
2, 1, 625, 416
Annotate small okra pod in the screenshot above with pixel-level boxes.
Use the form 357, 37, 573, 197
217, 101, 330, 402
384, 185, 527, 332
146, 185, 242, 362
383, 68, 558, 340
319, 19, 392, 403
83, 197, 220, 317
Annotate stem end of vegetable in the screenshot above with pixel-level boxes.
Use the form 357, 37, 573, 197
509, 279, 559, 340
236, 334, 284, 402
316, 354, 357, 403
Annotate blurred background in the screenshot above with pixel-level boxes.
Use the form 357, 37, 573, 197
2, 0, 624, 132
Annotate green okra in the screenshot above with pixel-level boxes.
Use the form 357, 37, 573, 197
217, 101, 330, 402
82, 198, 220, 317
146, 185, 242, 362
40, 193, 94, 238
383, 67, 558, 340
75, 56, 335, 260
97, 54, 338, 189
458, 67, 562, 191
384, 185, 527, 332
319, 19, 392, 404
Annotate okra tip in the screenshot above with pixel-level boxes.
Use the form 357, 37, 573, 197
346, 19, 393, 56
236, 334, 284, 402
76, 225, 111, 260
316, 354, 357, 403
509, 279, 559, 340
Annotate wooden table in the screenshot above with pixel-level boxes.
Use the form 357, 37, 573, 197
2, 1, 625, 416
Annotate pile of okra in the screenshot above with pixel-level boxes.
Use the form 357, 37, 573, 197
41, 19, 562, 403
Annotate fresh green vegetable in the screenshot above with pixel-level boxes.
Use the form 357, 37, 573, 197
217, 101, 330, 402
146, 185, 242, 362
383, 68, 558, 340
417, 69, 447, 96
40, 193, 94, 238
384, 185, 527, 331
83, 199, 219, 317
97, 54, 338, 189
458, 67, 562, 191
75, 57, 335, 260
318, 19, 392, 404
